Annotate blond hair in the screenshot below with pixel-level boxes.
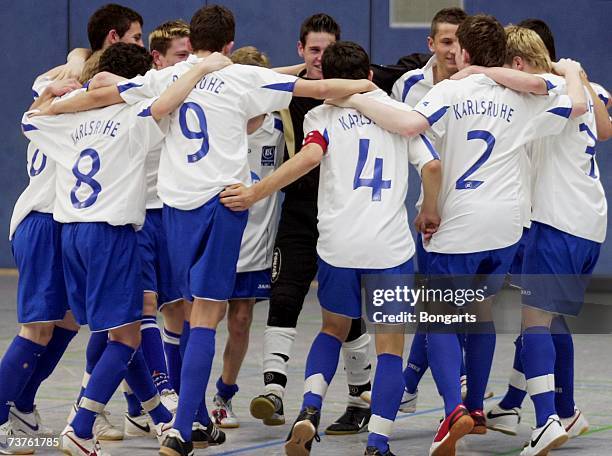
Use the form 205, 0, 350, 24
149, 20, 190, 55
230, 46, 270, 68
505, 25, 552, 73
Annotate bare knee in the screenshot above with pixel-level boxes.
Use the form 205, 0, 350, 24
143, 292, 157, 316
109, 322, 141, 349
19, 322, 55, 345
321, 310, 351, 342
55, 311, 80, 331
228, 300, 254, 339
161, 300, 185, 333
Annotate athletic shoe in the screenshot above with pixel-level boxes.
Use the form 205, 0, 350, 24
59, 426, 109, 456
560, 408, 589, 439
285, 407, 321, 456
0, 420, 34, 455
191, 421, 225, 449
519, 415, 568, 456
460, 376, 468, 401
325, 406, 370, 435
399, 389, 418, 414
124, 412, 155, 438
154, 417, 175, 444
250, 393, 285, 426
211, 394, 239, 428
160, 390, 179, 415
159, 429, 193, 456
9, 406, 53, 436
67, 404, 123, 441
429, 404, 474, 456
469, 410, 487, 434
485, 403, 521, 436
364, 446, 396, 455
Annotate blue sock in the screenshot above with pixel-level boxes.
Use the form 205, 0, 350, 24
458, 333, 467, 378
174, 327, 215, 441
499, 335, 527, 410
123, 390, 142, 417
368, 353, 403, 453
551, 317, 574, 418
302, 332, 342, 411
216, 376, 239, 402
195, 399, 211, 426
521, 326, 556, 427
179, 321, 190, 359
141, 315, 172, 393
403, 330, 428, 394
0, 336, 45, 424
14, 327, 77, 413
464, 322, 496, 411
125, 349, 172, 424
162, 327, 182, 393
71, 341, 133, 439
427, 328, 462, 417
78, 331, 108, 403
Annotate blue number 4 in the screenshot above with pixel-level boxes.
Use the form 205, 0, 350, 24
456, 130, 496, 190
353, 138, 391, 201
579, 123, 597, 178
179, 102, 209, 163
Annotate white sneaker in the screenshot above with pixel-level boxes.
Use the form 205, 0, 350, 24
211, 395, 239, 428
154, 417, 175, 444
0, 420, 34, 455
399, 389, 418, 413
160, 390, 179, 415
520, 415, 568, 456
485, 403, 521, 436
560, 408, 589, 438
66, 404, 123, 442
60, 426, 110, 456
124, 412, 154, 438
9, 406, 53, 436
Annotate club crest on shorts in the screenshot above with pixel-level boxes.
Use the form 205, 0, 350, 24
271, 247, 281, 283
261, 145, 276, 166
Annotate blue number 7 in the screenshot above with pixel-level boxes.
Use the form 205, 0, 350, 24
179, 102, 209, 163
353, 138, 391, 201
456, 130, 496, 190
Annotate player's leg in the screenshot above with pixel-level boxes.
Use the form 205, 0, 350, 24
160, 300, 184, 392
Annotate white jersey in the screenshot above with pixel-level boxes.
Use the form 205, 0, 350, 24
237, 113, 284, 272
414, 74, 572, 254
518, 147, 533, 229
9, 76, 55, 239
528, 74, 608, 243
22, 92, 165, 228
144, 146, 162, 209
117, 55, 298, 210
305, 89, 439, 269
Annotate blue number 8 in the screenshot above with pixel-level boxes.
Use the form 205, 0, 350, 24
71, 148, 102, 209
29, 149, 47, 177
179, 102, 209, 163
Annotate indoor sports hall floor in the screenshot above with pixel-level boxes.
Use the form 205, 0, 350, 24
1, 274, 611, 455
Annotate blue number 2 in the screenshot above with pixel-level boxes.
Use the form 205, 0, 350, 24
179, 102, 209, 163
70, 148, 102, 209
579, 123, 597, 179
353, 138, 391, 201
455, 130, 496, 190
29, 149, 47, 177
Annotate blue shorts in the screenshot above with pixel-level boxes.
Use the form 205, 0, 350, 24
428, 242, 519, 298
62, 223, 142, 332
11, 212, 68, 324
521, 222, 600, 316
415, 232, 429, 274
137, 209, 182, 308
509, 227, 530, 287
317, 257, 415, 319
163, 196, 248, 301
231, 269, 272, 300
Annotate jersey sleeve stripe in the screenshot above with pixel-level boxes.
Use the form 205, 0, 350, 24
418, 106, 449, 126
273, 117, 284, 132
261, 82, 296, 92
544, 79, 556, 92
31, 89, 39, 100
547, 106, 572, 118
137, 105, 153, 117
402, 73, 425, 102
118, 82, 144, 93
599, 93, 610, 105
419, 134, 440, 160
21, 123, 38, 132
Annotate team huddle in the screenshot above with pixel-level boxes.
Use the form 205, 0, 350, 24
1, 3, 610, 456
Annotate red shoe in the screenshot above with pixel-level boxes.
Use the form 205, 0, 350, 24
429, 405, 474, 456
469, 410, 487, 434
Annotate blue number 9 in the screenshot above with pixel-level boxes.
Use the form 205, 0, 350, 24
179, 102, 209, 163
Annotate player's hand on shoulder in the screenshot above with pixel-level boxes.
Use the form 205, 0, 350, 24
553, 58, 582, 76
450, 65, 484, 80
201, 52, 233, 73
220, 183, 256, 211
46, 78, 81, 97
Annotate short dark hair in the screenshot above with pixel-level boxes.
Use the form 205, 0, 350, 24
98, 43, 152, 79
322, 41, 369, 80
299, 13, 341, 46
87, 4, 143, 52
190, 5, 235, 52
456, 14, 506, 67
430, 7, 467, 37
517, 18, 556, 61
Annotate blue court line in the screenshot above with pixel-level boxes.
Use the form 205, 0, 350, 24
209, 396, 503, 455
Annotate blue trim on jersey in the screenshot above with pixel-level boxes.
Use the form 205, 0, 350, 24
425, 106, 449, 125
82, 80, 91, 90
419, 134, 440, 160
401, 73, 425, 102
137, 105, 153, 117
261, 81, 296, 92
32, 89, 39, 100
21, 123, 38, 132
118, 82, 143, 93
599, 93, 609, 105
544, 79, 556, 92
547, 106, 572, 118
322, 128, 329, 145
273, 117, 284, 132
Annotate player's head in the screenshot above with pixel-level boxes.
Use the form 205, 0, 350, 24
298, 13, 341, 80
455, 14, 506, 69
517, 18, 556, 61
231, 46, 270, 68
428, 7, 468, 75
189, 4, 235, 55
97, 42, 153, 79
504, 26, 552, 74
321, 41, 371, 81
149, 20, 192, 70
87, 4, 144, 52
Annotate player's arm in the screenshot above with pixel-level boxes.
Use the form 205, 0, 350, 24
582, 75, 612, 141
273, 63, 306, 76
415, 159, 442, 241
33, 85, 125, 116
293, 78, 377, 99
88, 71, 126, 90
247, 115, 266, 134
42, 48, 92, 81
452, 65, 549, 94
553, 59, 588, 118
29, 78, 82, 110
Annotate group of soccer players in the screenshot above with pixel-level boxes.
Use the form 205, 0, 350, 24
1, 2, 610, 456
